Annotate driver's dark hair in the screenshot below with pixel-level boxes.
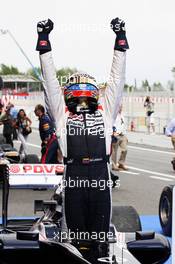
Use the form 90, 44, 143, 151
35, 104, 45, 113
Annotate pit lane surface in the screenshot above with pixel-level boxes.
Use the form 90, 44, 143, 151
1, 130, 175, 218
113, 143, 175, 215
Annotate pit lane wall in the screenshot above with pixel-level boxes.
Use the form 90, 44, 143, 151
2, 91, 175, 134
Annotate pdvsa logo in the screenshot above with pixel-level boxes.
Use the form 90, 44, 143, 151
23, 165, 64, 174
9, 164, 64, 174
9, 165, 20, 174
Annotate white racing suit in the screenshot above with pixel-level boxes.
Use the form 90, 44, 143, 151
39, 50, 126, 262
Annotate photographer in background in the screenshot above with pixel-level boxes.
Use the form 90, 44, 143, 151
144, 96, 155, 134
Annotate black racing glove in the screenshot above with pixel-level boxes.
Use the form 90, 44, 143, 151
36, 19, 54, 52
110, 18, 129, 51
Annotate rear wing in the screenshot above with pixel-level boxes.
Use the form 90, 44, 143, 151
9, 164, 64, 189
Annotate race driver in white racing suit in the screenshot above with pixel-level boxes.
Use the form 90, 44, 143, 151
36, 17, 129, 263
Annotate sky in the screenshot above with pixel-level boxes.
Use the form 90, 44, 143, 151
0, 0, 175, 87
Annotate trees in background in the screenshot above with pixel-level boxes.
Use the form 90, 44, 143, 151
0, 64, 20, 75
56, 67, 77, 85
152, 82, 164, 91
140, 79, 151, 91
0, 64, 78, 84
26, 67, 41, 80
1, 63, 175, 92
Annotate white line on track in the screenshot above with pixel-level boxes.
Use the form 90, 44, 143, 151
128, 145, 174, 155
149, 176, 173, 182
119, 171, 140, 175
128, 165, 175, 179
15, 141, 40, 149
26, 142, 40, 148
13, 140, 175, 182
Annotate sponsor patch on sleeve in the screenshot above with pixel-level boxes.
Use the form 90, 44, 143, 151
42, 123, 50, 130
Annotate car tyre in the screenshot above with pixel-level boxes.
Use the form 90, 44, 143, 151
112, 205, 142, 232
159, 185, 174, 236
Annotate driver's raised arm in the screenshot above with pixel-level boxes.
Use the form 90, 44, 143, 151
101, 18, 129, 122
36, 19, 65, 128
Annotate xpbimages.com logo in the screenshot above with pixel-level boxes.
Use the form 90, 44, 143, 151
59, 178, 120, 190
55, 229, 115, 243
59, 127, 113, 138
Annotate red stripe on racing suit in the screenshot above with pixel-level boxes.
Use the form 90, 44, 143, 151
41, 133, 58, 164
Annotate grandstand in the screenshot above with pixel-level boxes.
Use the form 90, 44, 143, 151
0, 75, 42, 96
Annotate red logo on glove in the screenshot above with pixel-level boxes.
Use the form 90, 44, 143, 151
118, 40, 126, 46
39, 40, 48, 46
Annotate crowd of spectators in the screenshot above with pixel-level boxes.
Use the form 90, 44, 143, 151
0, 100, 60, 163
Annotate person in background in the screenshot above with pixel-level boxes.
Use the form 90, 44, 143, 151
144, 96, 155, 134
16, 109, 32, 161
9, 103, 18, 140
165, 118, 175, 170
0, 104, 14, 147
34, 104, 59, 163
0, 100, 4, 115
111, 104, 128, 171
